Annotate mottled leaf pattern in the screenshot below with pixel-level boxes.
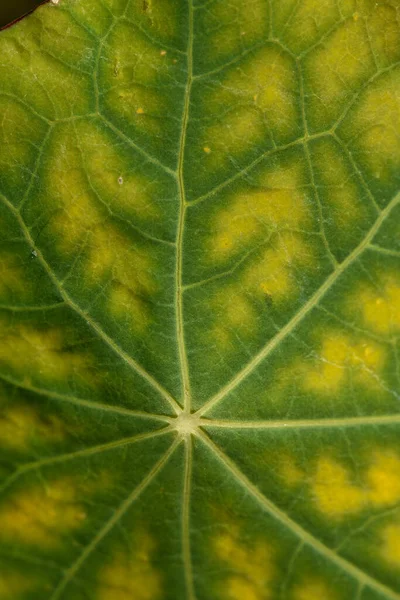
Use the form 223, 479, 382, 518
0, 0, 400, 599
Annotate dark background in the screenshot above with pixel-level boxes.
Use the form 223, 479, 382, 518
0, 0, 43, 29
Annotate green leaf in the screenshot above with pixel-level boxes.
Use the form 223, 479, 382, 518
0, 0, 400, 598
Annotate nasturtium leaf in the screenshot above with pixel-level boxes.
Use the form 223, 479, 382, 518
1, 0, 400, 598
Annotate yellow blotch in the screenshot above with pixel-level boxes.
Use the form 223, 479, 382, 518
0, 255, 27, 298
306, 18, 375, 128
379, 520, 400, 568
109, 282, 150, 334
0, 478, 87, 548
280, 0, 341, 54
302, 331, 385, 394
204, 46, 297, 168
0, 98, 46, 189
214, 526, 275, 600
211, 233, 315, 348
350, 274, 400, 334
70, 0, 112, 36
0, 403, 64, 452
0, 22, 91, 119
97, 530, 162, 600
366, 2, 400, 66
292, 578, 337, 600
244, 233, 315, 300
311, 140, 363, 228
68, 121, 159, 219
0, 321, 92, 384
340, 69, 400, 180
103, 22, 172, 135
202, 0, 268, 61
47, 129, 156, 333
312, 456, 366, 518
212, 161, 311, 261
366, 449, 400, 507
30, 6, 94, 68
312, 448, 400, 519
279, 455, 305, 487
211, 288, 256, 351
126, 0, 181, 45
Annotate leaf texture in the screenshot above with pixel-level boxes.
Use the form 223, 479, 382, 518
0, 0, 400, 598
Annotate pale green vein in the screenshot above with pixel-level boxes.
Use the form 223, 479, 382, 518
0, 194, 181, 415
188, 131, 330, 208
182, 435, 196, 600
198, 430, 400, 600
332, 60, 400, 133
369, 244, 400, 259
0, 428, 171, 496
0, 302, 65, 312
332, 132, 381, 214
0, 371, 171, 422
200, 414, 400, 430
196, 190, 400, 417
49, 438, 180, 600
175, 0, 194, 412
100, 114, 176, 177
18, 125, 53, 211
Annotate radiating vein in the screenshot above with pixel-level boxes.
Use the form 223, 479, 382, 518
182, 435, 196, 600
196, 190, 400, 417
175, 0, 194, 411
0, 193, 181, 416
0, 428, 171, 495
49, 438, 180, 600
200, 414, 400, 430
0, 370, 172, 422
198, 430, 400, 600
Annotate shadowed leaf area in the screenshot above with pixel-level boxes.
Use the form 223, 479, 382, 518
0, 0, 400, 598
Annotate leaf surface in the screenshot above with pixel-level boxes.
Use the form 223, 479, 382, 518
0, 0, 400, 598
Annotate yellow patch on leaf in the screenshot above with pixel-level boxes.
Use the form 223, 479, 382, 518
0, 478, 87, 548
203, 46, 297, 168
212, 161, 311, 261
279, 454, 305, 487
0, 255, 27, 299
379, 520, 400, 569
214, 525, 275, 600
0, 22, 91, 119
0, 402, 64, 452
0, 98, 46, 189
203, 0, 268, 61
311, 448, 400, 519
302, 331, 386, 394
279, 0, 342, 54
306, 18, 374, 128
342, 68, 400, 181
210, 232, 315, 348
350, 274, 400, 334
292, 578, 337, 600
97, 530, 162, 600
310, 139, 364, 228
0, 321, 92, 384
103, 21, 174, 136
47, 128, 157, 332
